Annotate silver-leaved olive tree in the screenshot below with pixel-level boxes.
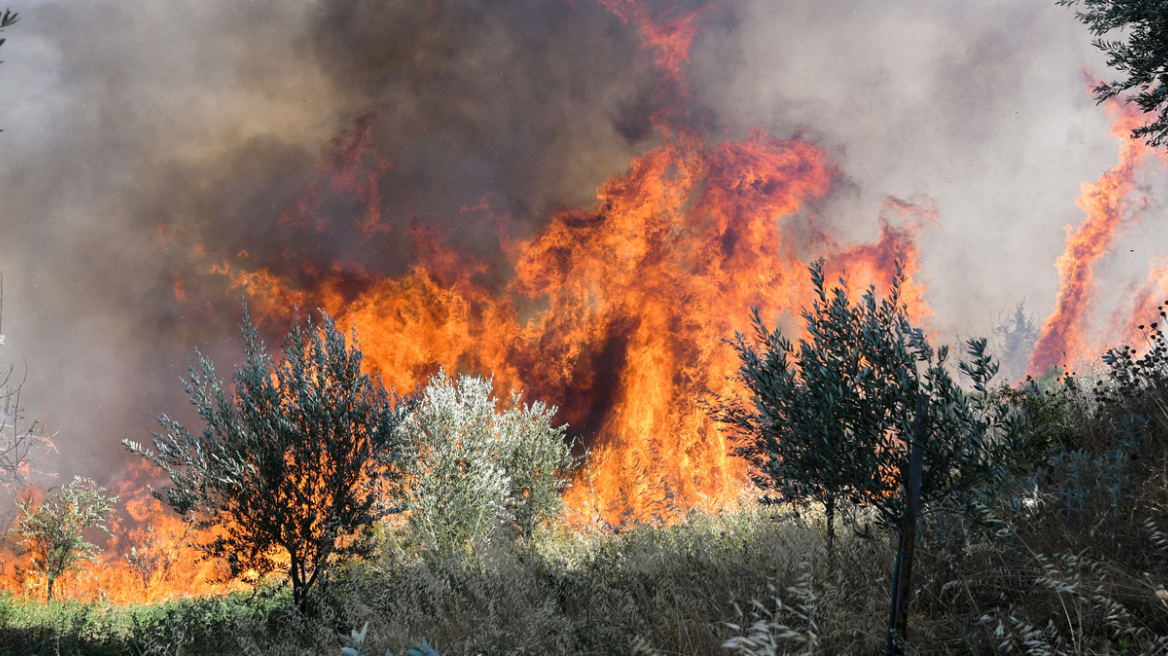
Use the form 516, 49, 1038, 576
400, 371, 578, 553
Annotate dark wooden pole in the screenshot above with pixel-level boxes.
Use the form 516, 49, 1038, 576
887, 392, 927, 655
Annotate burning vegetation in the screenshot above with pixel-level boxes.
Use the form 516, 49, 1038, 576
3, 1, 1168, 653
1029, 89, 1168, 378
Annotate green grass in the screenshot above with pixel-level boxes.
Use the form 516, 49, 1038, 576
0, 586, 289, 655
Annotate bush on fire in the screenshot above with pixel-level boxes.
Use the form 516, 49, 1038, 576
16, 475, 118, 603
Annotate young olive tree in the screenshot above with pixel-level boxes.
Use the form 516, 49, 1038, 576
400, 371, 577, 553
124, 308, 412, 614
17, 476, 117, 602
711, 258, 1020, 653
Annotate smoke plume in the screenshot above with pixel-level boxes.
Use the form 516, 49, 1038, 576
0, 0, 1164, 503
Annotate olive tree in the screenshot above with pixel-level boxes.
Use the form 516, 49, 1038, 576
0, 9, 14, 62
711, 259, 1020, 652
1, 273, 52, 574
124, 308, 413, 614
1059, 0, 1168, 147
400, 371, 577, 553
0, 365, 39, 485
17, 476, 117, 602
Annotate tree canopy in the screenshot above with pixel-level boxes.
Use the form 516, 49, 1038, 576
399, 371, 577, 553
125, 308, 413, 614
711, 258, 1021, 650
714, 260, 1013, 527
0, 9, 17, 133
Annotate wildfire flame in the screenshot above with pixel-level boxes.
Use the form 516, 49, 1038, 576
1121, 261, 1168, 340
1028, 85, 1168, 377
205, 127, 931, 527
3, 0, 941, 602
1, 462, 243, 603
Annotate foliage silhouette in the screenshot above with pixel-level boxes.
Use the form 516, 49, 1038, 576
1060, 0, 1168, 147
125, 308, 413, 614
711, 258, 1023, 651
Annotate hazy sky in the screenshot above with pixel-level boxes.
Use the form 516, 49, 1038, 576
0, 0, 1163, 486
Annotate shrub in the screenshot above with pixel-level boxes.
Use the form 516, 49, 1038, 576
399, 371, 577, 553
16, 476, 118, 602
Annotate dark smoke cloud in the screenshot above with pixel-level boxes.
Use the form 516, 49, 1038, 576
304, 1, 659, 234
129, 0, 660, 302
0, 0, 1160, 491
0, 0, 658, 484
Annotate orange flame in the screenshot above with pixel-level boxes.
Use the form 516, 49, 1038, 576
280, 111, 392, 240
515, 134, 835, 523
823, 197, 937, 326
169, 127, 930, 528
4, 0, 941, 603
599, 0, 708, 86
1114, 259, 1168, 350
1, 463, 241, 603
599, 0, 711, 131
144, 0, 933, 533
1029, 90, 1163, 377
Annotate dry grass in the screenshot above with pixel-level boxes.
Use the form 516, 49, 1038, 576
5, 368, 1168, 655
273, 371, 1168, 656
5, 461, 1168, 655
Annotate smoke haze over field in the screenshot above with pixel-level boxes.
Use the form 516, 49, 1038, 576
0, 0, 1165, 492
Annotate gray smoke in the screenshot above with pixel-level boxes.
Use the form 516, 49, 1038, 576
0, 0, 1160, 491
691, 1, 1167, 337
